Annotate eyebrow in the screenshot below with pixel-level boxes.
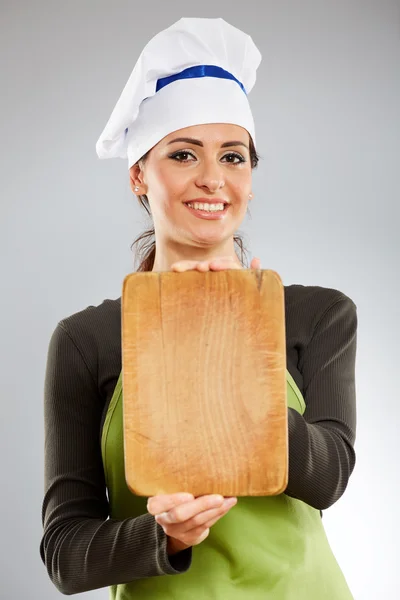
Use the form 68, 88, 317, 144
167, 137, 249, 149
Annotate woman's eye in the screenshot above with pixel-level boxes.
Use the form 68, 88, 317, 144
169, 151, 245, 164
169, 151, 195, 162
222, 153, 245, 164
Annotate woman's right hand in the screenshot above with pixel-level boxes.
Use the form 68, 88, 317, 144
147, 493, 237, 555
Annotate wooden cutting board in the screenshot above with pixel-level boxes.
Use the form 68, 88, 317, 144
121, 269, 288, 498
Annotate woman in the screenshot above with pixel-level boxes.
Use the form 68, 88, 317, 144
40, 17, 358, 599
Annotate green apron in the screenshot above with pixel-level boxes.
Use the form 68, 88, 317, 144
101, 369, 353, 599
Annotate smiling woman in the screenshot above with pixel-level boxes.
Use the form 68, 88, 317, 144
40, 16, 358, 600
129, 123, 260, 272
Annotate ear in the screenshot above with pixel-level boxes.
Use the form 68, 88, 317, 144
129, 163, 146, 194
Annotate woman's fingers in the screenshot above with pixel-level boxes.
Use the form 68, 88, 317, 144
203, 505, 236, 529
148, 493, 238, 549
250, 257, 261, 269
148, 493, 223, 519
171, 257, 235, 272
171, 256, 261, 272
171, 261, 199, 272
155, 494, 225, 524
156, 497, 237, 534
195, 261, 210, 271
147, 493, 194, 516
208, 258, 242, 270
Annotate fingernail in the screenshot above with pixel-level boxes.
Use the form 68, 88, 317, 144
212, 495, 224, 503
156, 512, 169, 523
225, 497, 237, 506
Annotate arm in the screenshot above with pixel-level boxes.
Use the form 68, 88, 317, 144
285, 295, 358, 510
40, 323, 192, 595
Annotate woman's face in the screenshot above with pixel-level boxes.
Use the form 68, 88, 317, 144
129, 123, 253, 250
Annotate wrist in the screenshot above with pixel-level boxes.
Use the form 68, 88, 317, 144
167, 536, 190, 556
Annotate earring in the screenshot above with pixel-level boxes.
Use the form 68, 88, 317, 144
134, 186, 139, 193
249, 193, 253, 199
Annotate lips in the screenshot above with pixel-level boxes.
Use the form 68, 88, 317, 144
183, 198, 229, 206
183, 202, 230, 220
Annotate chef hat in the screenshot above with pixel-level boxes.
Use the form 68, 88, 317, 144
95, 17, 262, 169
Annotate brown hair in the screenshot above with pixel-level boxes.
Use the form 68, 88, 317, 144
131, 135, 260, 272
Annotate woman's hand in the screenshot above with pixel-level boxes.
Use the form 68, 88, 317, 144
171, 256, 261, 272
147, 492, 237, 555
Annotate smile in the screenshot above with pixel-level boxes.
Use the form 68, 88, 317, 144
183, 203, 230, 220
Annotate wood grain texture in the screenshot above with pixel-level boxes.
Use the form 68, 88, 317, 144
121, 269, 288, 497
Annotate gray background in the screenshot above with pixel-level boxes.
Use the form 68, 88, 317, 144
1, 0, 399, 598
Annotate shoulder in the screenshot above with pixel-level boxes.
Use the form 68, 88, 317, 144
46, 297, 122, 388
284, 283, 357, 337
284, 283, 356, 310
57, 297, 122, 338
50, 297, 122, 363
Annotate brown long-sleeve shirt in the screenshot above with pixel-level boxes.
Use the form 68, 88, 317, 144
40, 283, 358, 595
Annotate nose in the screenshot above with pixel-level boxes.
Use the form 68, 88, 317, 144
195, 159, 225, 193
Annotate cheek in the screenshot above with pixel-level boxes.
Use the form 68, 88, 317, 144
151, 165, 188, 199
147, 168, 190, 216
230, 167, 252, 191
231, 179, 251, 200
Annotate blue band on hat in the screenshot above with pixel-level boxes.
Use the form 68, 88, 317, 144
155, 64, 247, 94
123, 65, 247, 137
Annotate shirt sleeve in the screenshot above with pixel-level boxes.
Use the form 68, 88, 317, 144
40, 323, 192, 595
284, 295, 358, 510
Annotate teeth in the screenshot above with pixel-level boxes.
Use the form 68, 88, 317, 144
186, 202, 225, 212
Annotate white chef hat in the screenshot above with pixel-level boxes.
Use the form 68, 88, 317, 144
95, 17, 262, 169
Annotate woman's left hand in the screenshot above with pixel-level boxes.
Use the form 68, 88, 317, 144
171, 256, 261, 272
